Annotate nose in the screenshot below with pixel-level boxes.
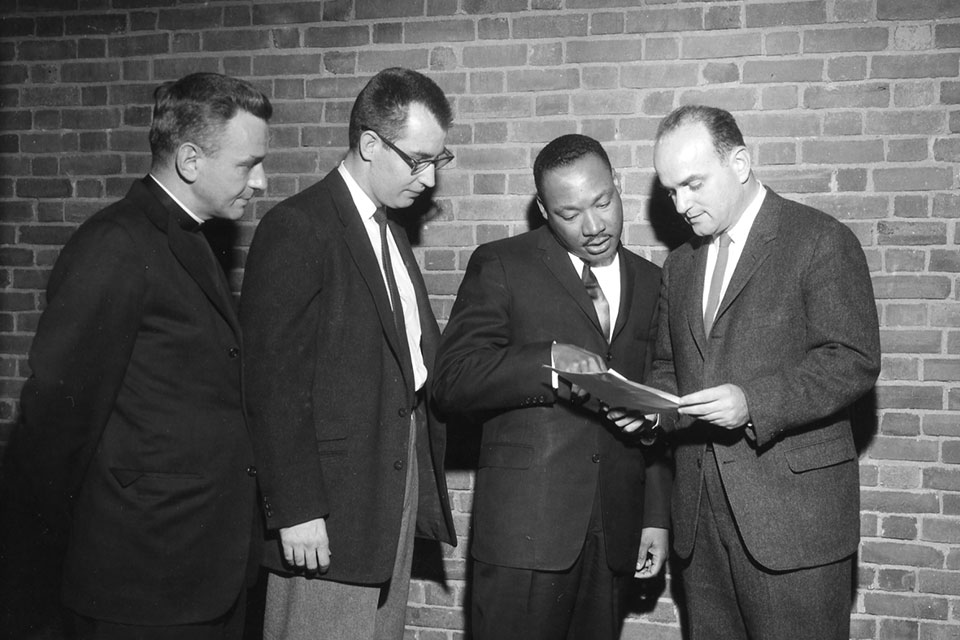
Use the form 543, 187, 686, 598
416, 163, 436, 189
248, 163, 266, 192
673, 188, 691, 214
582, 209, 605, 236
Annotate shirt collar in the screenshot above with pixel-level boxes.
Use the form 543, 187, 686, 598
724, 181, 766, 246
338, 162, 379, 221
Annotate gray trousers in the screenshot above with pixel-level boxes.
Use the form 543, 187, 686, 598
263, 416, 419, 640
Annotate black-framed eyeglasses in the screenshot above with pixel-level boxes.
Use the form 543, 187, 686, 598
363, 127, 454, 175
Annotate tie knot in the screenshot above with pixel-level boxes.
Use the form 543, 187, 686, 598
716, 232, 731, 248
373, 208, 387, 226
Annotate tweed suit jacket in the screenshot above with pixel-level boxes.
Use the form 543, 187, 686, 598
2, 178, 259, 625
240, 169, 455, 585
434, 225, 671, 574
650, 188, 881, 572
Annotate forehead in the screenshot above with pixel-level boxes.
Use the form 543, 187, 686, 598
654, 123, 719, 180
394, 102, 445, 156
217, 111, 268, 155
540, 154, 614, 203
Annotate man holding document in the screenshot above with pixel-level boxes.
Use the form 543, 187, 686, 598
434, 134, 671, 640
649, 105, 881, 640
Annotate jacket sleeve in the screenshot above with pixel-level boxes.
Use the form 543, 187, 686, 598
240, 207, 329, 530
740, 222, 881, 448
433, 246, 556, 415
16, 219, 144, 529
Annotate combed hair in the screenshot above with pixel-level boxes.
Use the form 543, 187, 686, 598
348, 67, 452, 149
655, 105, 745, 161
533, 134, 613, 199
149, 72, 272, 162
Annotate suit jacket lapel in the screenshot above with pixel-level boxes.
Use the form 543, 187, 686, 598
610, 246, 632, 344
713, 189, 779, 326
684, 236, 709, 357
328, 172, 416, 392
140, 178, 240, 337
537, 227, 607, 340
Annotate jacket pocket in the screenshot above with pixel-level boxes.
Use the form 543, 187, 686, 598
479, 442, 534, 469
785, 436, 856, 473
316, 436, 348, 458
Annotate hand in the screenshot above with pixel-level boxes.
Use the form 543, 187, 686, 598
605, 409, 659, 438
635, 527, 669, 579
552, 343, 607, 399
678, 384, 750, 429
279, 518, 330, 573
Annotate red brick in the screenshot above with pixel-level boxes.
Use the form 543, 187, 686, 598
878, 0, 960, 20
802, 139, 883, 165
736, 112, 820, 137
872, 53, 960, 80
462, 0, 526, 13
804, 83, 890, 109
355, 0, 423, 19
827, 56, 869, 82
874, 168, 954, 192
764, 31, 800, 56
682, 33, 761, 59
358, 49, 428, 73
921, 517, 960, 544
877, 566, 917, 589
804, 27, 889, 53
535, 94, 568, 117
462, 44, 526, 69
861, 540, 945, 569
876, 385, 944, 410
757, 138, 796, 164
743, 59, 822, 84
514, 14, 587, 39
823, 112, 863, 136
303, 25, 369, 48
868, 437, 940, 462
746, 1, 826, 27
459, 95, 531, 119
16, 179, 72, 199
477, 16, 508, 40
406, 19, 475, 43
566, 38, 644, 64
935, 23, 960, 48
622, 63, 699, 89
251, 2, 322, 25
625, 7, 702, 33
756, 168, 832, 193
508, 119, 574, 143
590, 12, 623, 36
679, 87, 757, 112
878, 221, 947, 246
929, 250, 960, 273
571, 90, 637, 115
881, 413, 921, 437
888, 139, 929, 162
705, 5, 741, 31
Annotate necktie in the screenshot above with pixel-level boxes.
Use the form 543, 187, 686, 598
582, 262, 611, 342
703, 232, 731, 335
374, 209, 409, 347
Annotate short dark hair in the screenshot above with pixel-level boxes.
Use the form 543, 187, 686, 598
655, 105, 745, 161
348, 67, 453, 149
149, 72, 272, 163
533, 134, 613, 199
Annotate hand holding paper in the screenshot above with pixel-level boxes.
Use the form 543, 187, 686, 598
547, 366, 679, 414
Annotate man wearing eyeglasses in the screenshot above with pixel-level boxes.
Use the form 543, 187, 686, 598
241, 67, 456, 640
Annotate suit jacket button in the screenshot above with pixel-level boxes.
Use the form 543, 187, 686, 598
605, 352, 613, 361
228, 347, 240, 358
394, 460, 404, 471
246, 466, 257, 477
398, 407, 408, 417
591, 453, 601, 463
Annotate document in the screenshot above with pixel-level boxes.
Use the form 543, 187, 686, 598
546, 366, 680, 413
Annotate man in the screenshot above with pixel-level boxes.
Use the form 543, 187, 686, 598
649, 105, 881, 640
0, 72, 271, 638
433, 134, 671, 640
240, 67, 456, 640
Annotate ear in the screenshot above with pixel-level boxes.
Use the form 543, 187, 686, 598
536, 196, 550, 222
175, 142, 202, 184
731, 146, 752, 184
357, 129, 379, 163
612, 170, 622, 194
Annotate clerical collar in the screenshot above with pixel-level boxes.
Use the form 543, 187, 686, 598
148, 174, 206, 229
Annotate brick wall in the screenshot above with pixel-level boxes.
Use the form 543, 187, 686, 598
1, 1, 958, 638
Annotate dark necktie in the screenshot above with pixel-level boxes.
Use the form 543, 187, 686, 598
374, 209, 409, 347
703, 232, 731, 335
581, 262, 611, 342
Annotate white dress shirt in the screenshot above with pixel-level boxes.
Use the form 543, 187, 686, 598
338, 163, 427, 391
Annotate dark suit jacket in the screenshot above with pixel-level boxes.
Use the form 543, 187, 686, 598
240, 169, 456, 585
650, 189, 881, 572
1, 178, 258, 625
433, 225, 671, 574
